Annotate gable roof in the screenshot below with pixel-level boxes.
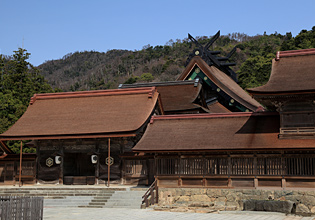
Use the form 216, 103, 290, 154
133, 112, 315, 152
120, 80, 205, 113
0, 87, 159, 140
248, 48, 315, 95
177, 56, 262, 112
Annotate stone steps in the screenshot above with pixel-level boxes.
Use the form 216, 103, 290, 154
100, 189, 145, 209
0, 187, 148, 209
0, 187, 120, 208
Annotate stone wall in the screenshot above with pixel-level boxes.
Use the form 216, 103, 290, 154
158, 188, 315, 214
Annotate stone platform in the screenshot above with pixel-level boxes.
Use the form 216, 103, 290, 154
158, 188, 315, 215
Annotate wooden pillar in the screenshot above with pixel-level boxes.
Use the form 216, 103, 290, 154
254, 178, 258, 188
95, 141, 100, 185
281, 151, 286, 189
227, 153, 232, 187
36, 141, 40, 184
19, 141, 23, 187
281, 178, 286, 188
108, 138, 110, 187
254, 153, 258, 189
59, 143, 64, 185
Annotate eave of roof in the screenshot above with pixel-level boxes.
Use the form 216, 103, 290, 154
0, 133, 137, 141
148, 111, 276, 123
134, 112, 315, 152
0, 87, 159, 141
177, 56, 262, 111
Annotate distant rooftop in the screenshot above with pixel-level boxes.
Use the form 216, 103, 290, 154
120, 79, 206, 113
248, 48, 315, 95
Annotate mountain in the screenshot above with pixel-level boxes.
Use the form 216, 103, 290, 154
38, 27, 315, 92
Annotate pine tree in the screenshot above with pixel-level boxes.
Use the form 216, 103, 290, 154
0, 48, 55, 153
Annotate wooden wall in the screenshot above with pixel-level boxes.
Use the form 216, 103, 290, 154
36, 137, 149, 185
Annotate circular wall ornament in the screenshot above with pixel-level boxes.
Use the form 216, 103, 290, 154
230, 99, 235, 103
105, 157, 114, 166
216, 88, 221, 92
195, 68, 200, 73
203, 77, 208, 81
46, 157, 54, 167
195, 50, 200, 55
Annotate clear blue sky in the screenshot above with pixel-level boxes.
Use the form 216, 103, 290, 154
1, 0, 315, 66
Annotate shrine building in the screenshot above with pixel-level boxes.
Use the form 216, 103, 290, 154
0, 32, 314, 190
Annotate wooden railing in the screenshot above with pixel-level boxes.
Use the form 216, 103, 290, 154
0, 196, 43, 220
156, 156, 315, 177
142, 179, 158, 208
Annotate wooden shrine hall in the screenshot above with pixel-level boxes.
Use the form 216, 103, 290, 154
0, 31, 314, 189
0, 87, 162, 185
134, 48, 315, 189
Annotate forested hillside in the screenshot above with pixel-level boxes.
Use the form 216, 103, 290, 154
39, 27, 315, 92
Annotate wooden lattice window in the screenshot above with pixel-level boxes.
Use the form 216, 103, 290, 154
156, 158, 180, 175
205, 158, 228, 175
180, 158, 204, 175
124, 160, 147, 175
231, 158, 254, 175
285, 157, 315, 176
257, 157, 282, 175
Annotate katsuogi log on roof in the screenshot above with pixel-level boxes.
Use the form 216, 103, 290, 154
133, 112, 315, 152
0, 87, 159, 140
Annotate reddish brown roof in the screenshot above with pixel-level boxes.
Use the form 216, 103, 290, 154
177, 56, 262, 111
151, 83, 202, 112
133, 112, 315, 152
120, 80, 204, 112
0, 87, 159, 140
207, 101, 231, 113
248, 48, 315, 95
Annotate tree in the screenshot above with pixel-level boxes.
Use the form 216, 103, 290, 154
237, 54, 274, 89
0, 48, 55, 153
140, 73, 154, 82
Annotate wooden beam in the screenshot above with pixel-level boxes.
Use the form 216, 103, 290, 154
0, 133, 137, 141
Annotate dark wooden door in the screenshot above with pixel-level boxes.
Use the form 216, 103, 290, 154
64, 153, 95, 176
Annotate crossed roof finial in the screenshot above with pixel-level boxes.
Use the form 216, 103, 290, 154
186, 31, 238, 82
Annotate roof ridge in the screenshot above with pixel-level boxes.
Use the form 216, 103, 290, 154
119, 79, 200, 88
30, 87, 156, 105
150, 112, 278, 123
276, 48, 315, 60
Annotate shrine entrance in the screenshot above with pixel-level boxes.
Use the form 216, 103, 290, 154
63, 153, 95, 185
